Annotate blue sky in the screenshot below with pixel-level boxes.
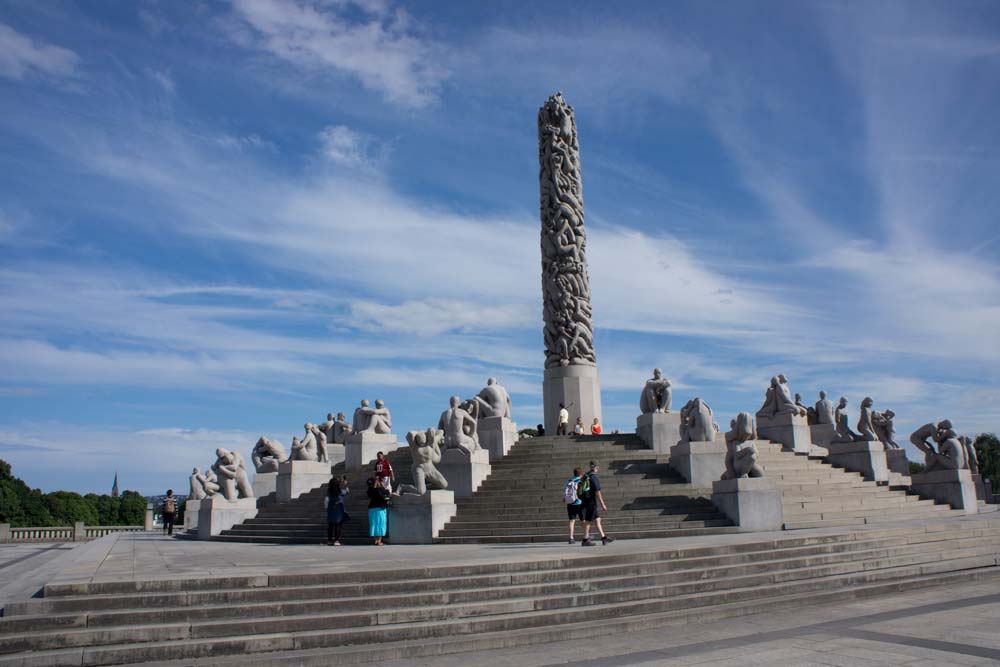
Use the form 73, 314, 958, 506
1, 0, 998, 495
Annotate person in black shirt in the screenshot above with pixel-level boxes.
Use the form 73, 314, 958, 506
580, 461, 614, 546
366, 477, 390, 546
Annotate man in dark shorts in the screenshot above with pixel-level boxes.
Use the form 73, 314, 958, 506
580, 461, 614, 546
566, 467, 584, 544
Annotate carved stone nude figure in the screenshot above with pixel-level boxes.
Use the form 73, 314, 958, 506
438, 395, 480, 454
252, 436, 286, 473
639, 368, 672, 414
722, 412, 764, 479
397, 428, 449, 496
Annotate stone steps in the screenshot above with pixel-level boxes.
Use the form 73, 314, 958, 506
1, 524, 998, 665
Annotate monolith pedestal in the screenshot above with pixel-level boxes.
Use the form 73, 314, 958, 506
276, 460, 331, 502
757, 413, 812, 454
387, 490, 457, 544
345, 432, 399, 471
910, 469, 979, 513
670, 439, 726, 488
183, 499, 202, 532
711, 478, 784, 532
251, 472, 278, 499
437, 448, 491, 497
478, 416, 518, 462
636, 412, 683, 453
197, 496, 258, 539
544, 366, 602, 435
826, 440, 890, 484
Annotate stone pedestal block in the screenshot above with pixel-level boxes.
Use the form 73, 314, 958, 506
197, 496, 258, 539
910, 469, 979, 513
437, 448, 491, 497
387, 490, 457, 544
636, 412, 683, 453
885, 449, 910, 476
479, 416, 519, 462
670, 439, 726, 488
345, 432, 399, 471
971, 473, 988, 503
544, 365, 602, 435
985, 478, 996, 504
711, 478, 784, 532
325, 444, 347, 468
144, 507, 154, 531
183, 499, 202, 532
809, 423, 843, 447
276, 460, 332, 503
826, 440, 889, 484
757, 413, 812, 454
251, 472, 278, 499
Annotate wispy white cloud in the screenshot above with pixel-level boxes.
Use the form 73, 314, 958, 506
144, 67, 175, 94
0, 22, 79, 81
318, 124, 384, 171
229, 0, 447, 107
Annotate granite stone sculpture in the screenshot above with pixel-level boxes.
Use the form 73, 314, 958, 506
722, 412, 764, 479
814, 391, 836, 425
681, 397, 719, 443
397, 428, 448, 496
308, 423, 330, 463
212, 447, 254, 500
872, 409, 900, 449
331, 412, 353, 444
539, 93, 596, 369
471, 378, 512, 420
191, 467, 220, 499
640, 368, 672, 414
857, 397, 879, 442
439, 395, 480, 454
959, 436, 980, 474
354, 399, 392, 434
251, 436, 287, 473
757, 375, 808, 419
910, 421, 968, 471
289, 424, 319, 462
834, 397, 860, 442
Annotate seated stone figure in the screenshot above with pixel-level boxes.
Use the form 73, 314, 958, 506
353, 399, 393, 434
289, 425, 319, 462
872, 409, 900, 449
814, 391, 836, 425
856, 397, 879, 442
439, 395, 480, 454
639, 368, 672, 414
331, 412, 353, 444
757, 375, 808, 420
834, 397, 860, 442
212, 447, 254, 500
681, 397, 719, 442
471, 378, 512, 420
909, 420, 968, 472
252, 436, 287, 473
722, 412, 764, 479
397, 428, 449, 496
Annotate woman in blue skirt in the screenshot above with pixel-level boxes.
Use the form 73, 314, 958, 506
366, 477, 389, 546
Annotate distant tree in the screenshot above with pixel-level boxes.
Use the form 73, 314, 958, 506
118, 490, 147, 525
0, 458, 55, 526
908, 461, 926, 476
45, 491, 100, 526
518, 428, 538, 438
974, 433, 999, 487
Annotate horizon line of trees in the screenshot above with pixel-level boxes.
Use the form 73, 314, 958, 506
0, 459, 147, 527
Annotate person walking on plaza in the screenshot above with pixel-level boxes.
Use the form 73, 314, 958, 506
590, 418, 602, 435
580, 462, 614, 547
564, 467, 585, 544
366, 477, 389, 546
374, 451, 395, 494
326, 475, 349, 546
557, 403, 569, 435
162, 489, 176, 536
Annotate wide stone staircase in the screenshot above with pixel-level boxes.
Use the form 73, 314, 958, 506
1, 521, 998, 666
754, 442, 966, 530
215, 446, 415, 544
436, 433, 737, 543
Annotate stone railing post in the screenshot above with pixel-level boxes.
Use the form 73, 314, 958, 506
0, 523, 10, 543
73, 521, 85, 542
144, 504, 154, 531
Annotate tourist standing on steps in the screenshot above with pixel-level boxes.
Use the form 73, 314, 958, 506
536, 423, 545, 436
326, 475, 349, 546
374, 451, 395, 494
564, 467, 585, 544
574, 417, 585, 435
580, 462, 614, 547
162, 489, 176, 536
590, 418, 602, 435
557, 403, 569, 435
366, 477, 389, 546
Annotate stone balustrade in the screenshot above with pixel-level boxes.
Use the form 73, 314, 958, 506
0, 522, 149, 543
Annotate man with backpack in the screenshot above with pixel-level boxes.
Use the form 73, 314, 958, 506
579, 461, 614, 547
162, 489, 176, 536
563, 467, 585, 544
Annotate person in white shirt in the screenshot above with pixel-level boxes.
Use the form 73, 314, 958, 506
574, 417, 585, 435
557, 403, 569, 436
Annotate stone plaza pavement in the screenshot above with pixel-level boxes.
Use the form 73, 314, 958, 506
1, 513, 998, 666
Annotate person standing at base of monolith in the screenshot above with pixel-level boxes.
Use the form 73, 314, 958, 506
539, 92, 603, 434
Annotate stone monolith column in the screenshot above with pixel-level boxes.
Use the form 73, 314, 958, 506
538, 92, 602, 433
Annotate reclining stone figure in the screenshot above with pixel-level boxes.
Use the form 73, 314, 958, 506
722, 412, 764, 479
397, 428, 449, 496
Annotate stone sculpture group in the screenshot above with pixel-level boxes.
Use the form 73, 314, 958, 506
722, 412, 764, 480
